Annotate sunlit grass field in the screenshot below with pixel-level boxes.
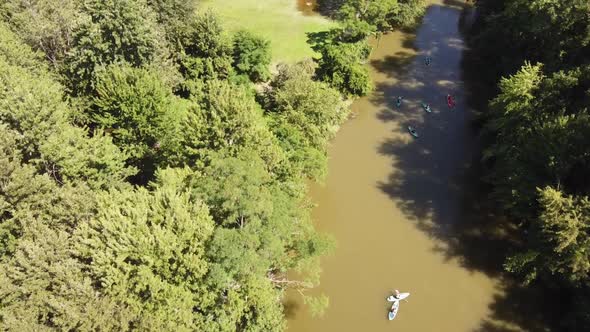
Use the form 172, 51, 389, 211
200, 0, 336, 63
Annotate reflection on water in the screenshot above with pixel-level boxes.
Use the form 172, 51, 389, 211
296, 0, 317, 16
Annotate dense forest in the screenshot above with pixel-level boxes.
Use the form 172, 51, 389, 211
470, 0, 590, 329
0, 0, 425, 330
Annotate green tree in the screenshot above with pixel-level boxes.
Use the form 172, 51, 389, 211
0, 21, 51, 76
89, 64, 187, 181
472, 0, 590, 77
0, 222, 134, 330
177, 11, 233, 96
75, 168, 215, 330
321, 0, 426, 32
316, 40, 373, 96
64, 0, 173, 96
191, 151, 333, 330
146, 0, 197, 43
232, 30, 272, 82
177, 79, 286, 174
1, 0, 88, 69
337, 0, 401, 32
264, 60, 348, 179
506, 187, 590, 286
0, 31, 133, 188
482, 62, 545, 218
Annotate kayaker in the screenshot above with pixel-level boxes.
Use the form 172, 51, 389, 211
447, 94, 455, 107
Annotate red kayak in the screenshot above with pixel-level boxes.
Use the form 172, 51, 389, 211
446, 94, 456, 108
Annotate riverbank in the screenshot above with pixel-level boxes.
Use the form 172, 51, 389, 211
200, 0, 335, 63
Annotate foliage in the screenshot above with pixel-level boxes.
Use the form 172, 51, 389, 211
505, 187, 590, 287
232, 30, 272, 82
146, 0, 197, 43
304, 294, 330, 318
0, 29, 133, 188
0, 21, 51, 76
64, 0, 172, 96
1, 0, 88, 69
177, 79, 286, 175
89, 64, 187, 181
474, 1, 590, 326
337, 0, 401, 32
320, 0, 426, 31
264, 60, 348, 179
0, 222, 134, 330
472, 0, 590, 78
177, 10, 233, 91
192, 151, 334, 329
0, 2, 347, 330
75, 169, 215, 330
316, 40, 373, 96
483, 62, 590, 220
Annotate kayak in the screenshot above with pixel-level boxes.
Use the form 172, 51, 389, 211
386, 292, 410, 302
396, 96, 403, 108
447, 95, 455, 108
388, 301, 400, 320
408, 126, 419, 138
421, 103, 432, 113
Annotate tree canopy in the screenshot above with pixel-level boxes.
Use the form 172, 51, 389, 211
0, 2, 353, 330
472, 0, 590, 327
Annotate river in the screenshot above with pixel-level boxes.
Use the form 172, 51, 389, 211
286, 1, 506, 331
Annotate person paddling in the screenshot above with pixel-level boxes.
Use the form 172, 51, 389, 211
447, 94, 456, 108
396, 96, 403, 108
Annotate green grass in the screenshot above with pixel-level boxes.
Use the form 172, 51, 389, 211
201, 0, 336, 63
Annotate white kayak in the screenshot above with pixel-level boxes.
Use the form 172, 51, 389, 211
387, 292, 410, 302
388, 301, 400, 320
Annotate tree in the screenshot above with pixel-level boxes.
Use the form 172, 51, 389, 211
264, 60, 348, 179
1, 0, 88, 69
482, 62, 545, 219
0, 21, 50, 77
89, 64, 187, 181
232, 30, 271, 82
177, 10, 233, 95
505, 187, 590, 286
177, 79, 286, 174
191, 151, 334, 330
337, 0, 401, 32
0, 222, 134, 330
75, 168, 215, 330
146, 0, 197, 43
316, 40, 373, 96
320, 0, 426, 32
0, 31, 133, 188
472, 0, 590, 78
64, 0, 173, 96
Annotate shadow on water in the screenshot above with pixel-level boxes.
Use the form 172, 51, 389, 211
371, 3, 562, 332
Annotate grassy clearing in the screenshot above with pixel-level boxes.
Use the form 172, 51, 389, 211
201, 0, 336, 63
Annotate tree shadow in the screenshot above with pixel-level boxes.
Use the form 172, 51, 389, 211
306, 30, 333, 53
283, 297, 300, 320
369, 3, 562, 332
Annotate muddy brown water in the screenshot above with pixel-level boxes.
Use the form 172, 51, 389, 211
296, 0, 317, 16
285, 2, 515, 331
